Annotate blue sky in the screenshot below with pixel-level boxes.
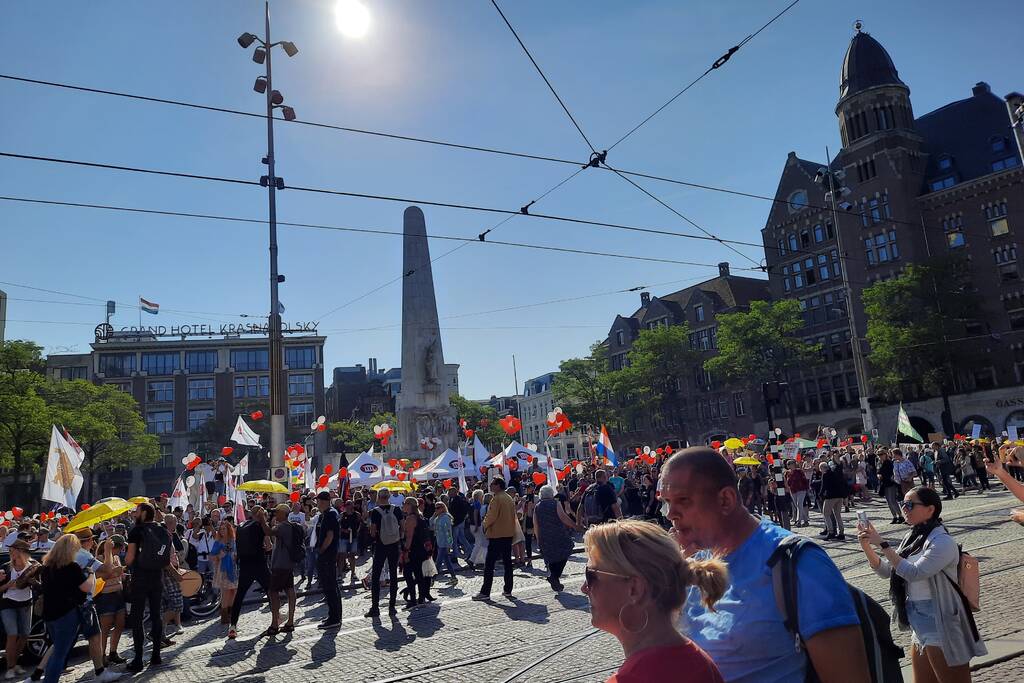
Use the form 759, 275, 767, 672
2, 0, 1022, 399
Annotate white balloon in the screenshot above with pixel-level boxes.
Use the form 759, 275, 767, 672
643, 446, 651, 455
546, 412, 556, 423
554, 407, 563, 414
774, 428, 783, 436
575, 463, 584, 474
310, 421, 318, 431
3, 512, 12, 521
317, 415, 327, 425
181, 456, 191, 466
374, 425, 382, 435
186, 476, 196, 488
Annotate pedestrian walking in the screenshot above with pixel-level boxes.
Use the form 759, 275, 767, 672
879, 450, 903, 523
533, 485, 574, 591
228, 506, 272, 638
264, 504, 298, 635
210, 520, 238, 631
430, 502, 458, 586
819, 462, 848, 541
934, 443, 961, 500
126, 502, 170, 672
400, 497, 433, 607
314, 492, 342, 629
365, 489, 403, 618
473, 477, 517, 601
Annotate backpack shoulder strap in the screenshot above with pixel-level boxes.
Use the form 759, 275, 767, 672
767, 534, 818, 651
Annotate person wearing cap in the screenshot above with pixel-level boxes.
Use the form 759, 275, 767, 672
0, 536, 39, 678
266, 504, 298, 635
314, 491, 342, 628
30, 528, 54, 552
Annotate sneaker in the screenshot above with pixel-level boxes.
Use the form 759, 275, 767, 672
471, 593, 490, 601
125, 661, 144, 674
96, 670, 123, 683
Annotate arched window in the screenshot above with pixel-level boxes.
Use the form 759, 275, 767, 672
788, 190, 808, 214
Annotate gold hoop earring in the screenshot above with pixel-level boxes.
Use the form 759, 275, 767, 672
618, 602, 649, 634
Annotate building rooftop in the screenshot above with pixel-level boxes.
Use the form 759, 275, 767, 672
839, 29, 906, 100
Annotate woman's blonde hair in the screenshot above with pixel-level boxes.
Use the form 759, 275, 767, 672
584, 520, 727, 612
42, 533, 81, 568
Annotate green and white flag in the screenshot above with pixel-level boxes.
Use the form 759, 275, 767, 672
897, 403, 923, 443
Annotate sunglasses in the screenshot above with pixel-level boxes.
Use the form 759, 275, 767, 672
584, 566, 631, 587
899, 500, 920, 511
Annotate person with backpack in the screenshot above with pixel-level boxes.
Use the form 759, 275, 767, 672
313, 492, 342, 629
265, 504, 300, 634
579, 470, 621, 529
400, 496, 434, 607
660, 448, 870, 683
228, 505, 273, 638
125, 502, 171, 672
364, 488, 403, 618
858, 485, 986, 681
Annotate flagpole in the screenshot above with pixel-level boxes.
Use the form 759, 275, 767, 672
138, 295, 142, 327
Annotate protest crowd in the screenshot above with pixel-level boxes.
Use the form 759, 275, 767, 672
2, 426, 1023, 683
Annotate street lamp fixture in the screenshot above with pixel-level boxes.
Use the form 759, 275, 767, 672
253, 76, 268, 94
280, 106, 296, 121
237, 32, 258, 48
270, 89, 284, 106
253, 47, 267, 64
281, 41, 299, 57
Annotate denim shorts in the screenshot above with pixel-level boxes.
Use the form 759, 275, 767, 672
94, 591, 126, 617
906, 599, 942, 649
0, 603, 32, 636
337, 539, 359, 554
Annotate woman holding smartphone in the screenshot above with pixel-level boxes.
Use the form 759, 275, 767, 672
857, 486, 985, 682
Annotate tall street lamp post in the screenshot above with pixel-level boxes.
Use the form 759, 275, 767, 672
237, 3, 298, 482
816, 150, 876, 437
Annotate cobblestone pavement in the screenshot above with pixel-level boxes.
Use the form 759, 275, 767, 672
58, 487, 1024, 682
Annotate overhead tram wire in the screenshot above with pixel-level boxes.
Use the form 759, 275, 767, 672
487, 0, 766, 268
606, 0, 802, 152
0, 154, 777, 253
0, 195, 758, 270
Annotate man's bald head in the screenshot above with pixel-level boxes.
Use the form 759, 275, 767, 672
662, 447, 738, 495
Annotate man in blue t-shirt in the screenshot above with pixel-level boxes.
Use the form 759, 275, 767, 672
661, 447, 868, 683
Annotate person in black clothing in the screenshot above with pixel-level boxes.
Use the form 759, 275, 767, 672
125, 503, 169, 672
878, 451, 902, 523
338, 500, 362, 585
593, 470, 621, 524
314, 492, 342, 628
448, 490, 471, 563
228, 506, 273, 637
364, 489, 403, 618
933, 443, 961, 500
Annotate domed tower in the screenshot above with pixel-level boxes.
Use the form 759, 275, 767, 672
836, 22, 918, 149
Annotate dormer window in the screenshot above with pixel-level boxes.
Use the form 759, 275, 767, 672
938, 155, 953, 171
788, 190, 808, 213
991, 136, 1007, 153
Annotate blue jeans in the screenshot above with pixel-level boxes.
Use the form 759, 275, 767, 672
45, 609, 82, 683
452, 523, 473, 560
436, 546, 457, 579
304, 547, 318, 581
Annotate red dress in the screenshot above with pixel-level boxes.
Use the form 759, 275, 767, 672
606, 641, 724, 683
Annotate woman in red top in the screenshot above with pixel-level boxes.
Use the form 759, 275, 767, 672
582, 519, 726, 683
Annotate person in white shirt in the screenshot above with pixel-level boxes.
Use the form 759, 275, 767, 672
29, 530, 54, 552
287, 503, 307, 527
300, 510, 320, 588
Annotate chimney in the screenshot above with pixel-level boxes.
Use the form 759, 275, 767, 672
640, 291, 651, 307
972, 82, 991, 97
369, 357, 377, 376
718, 262, 730, 277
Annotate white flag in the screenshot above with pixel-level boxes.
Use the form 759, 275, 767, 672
232, 454, 250, 479
457, 441, 470, 494
230, 416, 261, 447
545, 442, 559, 488
169, 477, 189, 511
42, 425, 84, 509
472, 434, 490, 468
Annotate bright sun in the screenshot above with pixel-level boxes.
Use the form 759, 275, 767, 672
334, 0, 371, 38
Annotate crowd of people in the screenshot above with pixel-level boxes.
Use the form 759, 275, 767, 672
0, 435, 1021, 682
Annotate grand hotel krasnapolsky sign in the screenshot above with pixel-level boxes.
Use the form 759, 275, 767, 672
94, 321, 319, 341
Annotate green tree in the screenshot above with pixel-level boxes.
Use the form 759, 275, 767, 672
449, 395, 504, 450
617, 324, 699, 431
45, 380, 159, 500
862, 255, 980, 432
328, 411, 395, 456
553, 342, 621, 429
0, 340, 53, 474
704, 300, 820, 431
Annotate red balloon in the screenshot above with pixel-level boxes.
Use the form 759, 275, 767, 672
465, 429, 475, 439
11, 507, 23, 519
656, 447, 664, 455
480, 466, 488, 476
571, 460, 580, 467
531, 472, 546, 486
397, 472, 408, 481
59, 516, 68, 525
317, 423, 327, 432
665, 446, 673, 454
324, 464, 333, 475
250, 410, 264, 420
289, 491, 300, 502
794, 433, 801, 438
221, 446, 233, 456
413, 460, 422, 469
81, 503, 91, 511
339, 467, 348, 478
861, 435, 869, 443
318, 475, 329, 488
711, 441, 721, 449
388, 459, 398, 468
217, 495, 227, 505
187, 459, 200, 471
508, 459, 518, 471
635, 447, 642, 455
442, 479, 453, 489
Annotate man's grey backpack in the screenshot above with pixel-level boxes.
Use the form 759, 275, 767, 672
767, 535, 904, 683
378, 506, 401, 546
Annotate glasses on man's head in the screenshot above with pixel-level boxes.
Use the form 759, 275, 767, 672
583, 566, 631, 587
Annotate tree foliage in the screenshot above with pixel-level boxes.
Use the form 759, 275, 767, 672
616, 324, 699, 425
553, 342, 620, 429
862, 255, 980, 400
448, 395, 504, 450
0, 341, 53, 474
704, 299, 820, 385
328, 411, 395, 455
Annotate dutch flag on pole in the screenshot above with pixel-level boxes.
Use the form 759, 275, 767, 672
139, 297, 160, 315
595, 424, 617, 466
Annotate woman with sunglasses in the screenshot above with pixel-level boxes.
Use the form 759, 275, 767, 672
857, 486, 985, 682
582, 520, 726, 683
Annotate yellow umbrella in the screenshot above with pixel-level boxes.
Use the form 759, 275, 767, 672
733, 457, 761, 466
64, 498, 136, 533
371, 480, 415, 493
723, 437, 746, 450
236, 480, 288, 493
128, 496, 149, 504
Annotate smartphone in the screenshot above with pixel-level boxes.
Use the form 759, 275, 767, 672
857, 511, 869, 526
